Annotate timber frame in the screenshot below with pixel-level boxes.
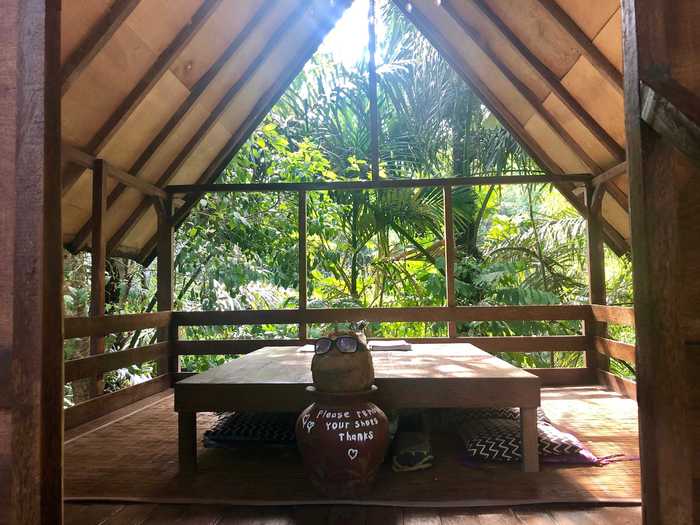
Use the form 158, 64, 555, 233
2, 0, 700, 524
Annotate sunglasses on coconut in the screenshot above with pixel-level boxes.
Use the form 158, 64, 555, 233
314, 336, 359, 355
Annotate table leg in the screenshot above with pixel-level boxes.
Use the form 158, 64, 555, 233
178, 411, 197, 473
520, 406, 539, 472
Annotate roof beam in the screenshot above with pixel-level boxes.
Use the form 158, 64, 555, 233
108, 0, 312, 255
471, 0, 626, 162
60, 0, 141, 96
62, 144, 169, 199
535, 0, 623, 94
61, 0, 222, 196
137, 0, 353, 263
68, 0, 274, 253
442, 1, 601, 174
592, 161, 627, 186
397, 3, 628, 254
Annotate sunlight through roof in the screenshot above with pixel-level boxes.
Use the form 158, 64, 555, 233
319, 0, 387, 66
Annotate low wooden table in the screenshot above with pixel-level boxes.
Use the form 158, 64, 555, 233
174, 343, 541, 472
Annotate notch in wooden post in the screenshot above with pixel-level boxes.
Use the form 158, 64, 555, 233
90, 159, 108, 396
443, 187, 457, 338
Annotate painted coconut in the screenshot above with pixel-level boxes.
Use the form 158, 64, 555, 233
311, 330, 375, 393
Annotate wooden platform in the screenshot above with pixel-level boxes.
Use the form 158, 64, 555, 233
64, 502, 643, 524
175, 344, 542, 472
64, 386, 640, 508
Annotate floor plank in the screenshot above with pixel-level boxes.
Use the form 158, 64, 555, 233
101, 503, 158, 524
327, 505, 368, 525
366, 506, 403, 525
64, 503, 124, 525
402, 508, 440, 525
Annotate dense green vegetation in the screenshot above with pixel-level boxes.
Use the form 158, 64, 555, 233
62, 4, 634, 406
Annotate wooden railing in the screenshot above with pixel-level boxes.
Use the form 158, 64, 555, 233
62, 304, 637, 428
63, 312, 174, 429
590, 304, 637, 399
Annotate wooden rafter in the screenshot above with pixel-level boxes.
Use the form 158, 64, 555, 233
535, 0, 623, 94
107, 0, 311, 255
60, 0, 141, 96
61, 0, 222, 196
592, 161, 627, 187
137, 0, 353, 263
470, 0, 626, 162
442, 1, 601, 174
68, 0, 275, 253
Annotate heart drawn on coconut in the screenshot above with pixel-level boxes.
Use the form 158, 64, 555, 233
305, 421, 315, 433
302, 414, 310, 427
347, 448, 359, 461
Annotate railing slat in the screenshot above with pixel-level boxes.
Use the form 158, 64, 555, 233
173, 305, 591, 326
64, 311, 172, 339
64, 342, 170, 383
64, 374, 172, 429
590, 305, 636, 326
594, 337, 636, 365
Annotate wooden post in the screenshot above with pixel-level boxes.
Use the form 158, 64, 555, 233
622, 0, 699, 522
157, 196, 175, 378
0, 1, 63, 523
298, 190, 307, 339
584, 184, 607, 372
89, 160, 107, 396
443, 187, 457, 338
368, 0, 380, 180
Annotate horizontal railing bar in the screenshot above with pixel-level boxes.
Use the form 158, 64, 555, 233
64, 311, 172, 339
173, 305, 591, 326
598, 370, 637, 400
166, 174, 593, 194
64, 342, 170, 383
64, 374, 172, 429
174, 336, 587, 356
525, 367, 596, 387
590, 304, 635, 326
594, 337, 636, 365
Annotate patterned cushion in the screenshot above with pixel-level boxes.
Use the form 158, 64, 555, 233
458, 417, 583, 462
203, 412, 297, 448
430, 407, 550, 431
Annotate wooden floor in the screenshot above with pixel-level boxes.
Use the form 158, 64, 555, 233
64, 502, 642, 524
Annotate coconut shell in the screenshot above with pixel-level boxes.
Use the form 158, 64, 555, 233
311, 331, 375, 393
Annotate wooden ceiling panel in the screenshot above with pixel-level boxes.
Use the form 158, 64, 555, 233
170, 0, 264, 90
120, 206, 159, 257
61, 23, 157, 146
447, 0, 552, 101
541, 93, 615, 169
524, 113, 590, 173
99, 71, 191, 172
594, 9, 623, 74
602, 193, 631, 241
551, 0, 619, 40
187, 1, 298, 119
60, 0, 112, 64
483, 0, 581, 79
123, 0, 204, 57
415, 1, 536, 126
61, 175, 93, 237
561, 56, 626, 147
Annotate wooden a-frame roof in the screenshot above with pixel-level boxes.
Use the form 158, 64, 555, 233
60, 0, 630, 262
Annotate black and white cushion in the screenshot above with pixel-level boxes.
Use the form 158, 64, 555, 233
458, 412, 583, 462
203, 411, 297, 448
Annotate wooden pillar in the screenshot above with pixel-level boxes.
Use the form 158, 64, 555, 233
156, 196, 175, 378
622, 0, 699, 522
89, 160, 107, 396
584, 184, 607, 372
298, 190, 307, 339
443, 187, 457, 338
0, 1, 63, 523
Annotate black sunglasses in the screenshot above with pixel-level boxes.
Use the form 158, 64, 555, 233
314, 336, 359, 355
